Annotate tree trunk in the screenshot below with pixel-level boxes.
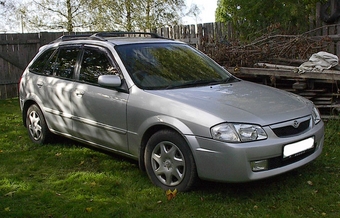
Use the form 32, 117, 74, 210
66, 0, 73, 32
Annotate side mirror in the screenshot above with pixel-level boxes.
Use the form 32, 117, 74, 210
98, 75, 122, 87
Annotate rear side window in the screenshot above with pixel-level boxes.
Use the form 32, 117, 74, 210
30, 46, 81, 78
51, 47, 81, 79
79, 48, 118, 84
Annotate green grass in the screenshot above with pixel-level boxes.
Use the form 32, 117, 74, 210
0, 98, 339, 217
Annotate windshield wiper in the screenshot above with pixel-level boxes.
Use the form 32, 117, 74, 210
222, 76, 240, 84
164, 77, 241, 90
165, 79, 222, 89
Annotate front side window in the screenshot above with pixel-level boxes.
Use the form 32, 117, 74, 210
79, 48, 118, 84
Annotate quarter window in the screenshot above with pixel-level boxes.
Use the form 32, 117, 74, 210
29, 49, 56, 75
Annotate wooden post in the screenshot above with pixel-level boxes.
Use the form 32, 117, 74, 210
197, 24, 203, 51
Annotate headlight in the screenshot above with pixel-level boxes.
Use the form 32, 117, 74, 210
312, 106, 321, 125
211, 123, 267, 142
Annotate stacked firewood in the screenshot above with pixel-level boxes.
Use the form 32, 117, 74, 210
210, 33, 334, 68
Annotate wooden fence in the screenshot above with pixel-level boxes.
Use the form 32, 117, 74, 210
0, 32, 65, 99
0, 23, 235, 99
1, 0, 340, 100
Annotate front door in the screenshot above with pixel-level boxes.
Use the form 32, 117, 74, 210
72, 46, 129, 152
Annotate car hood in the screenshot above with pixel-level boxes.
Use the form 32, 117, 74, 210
147, 81, 312, 126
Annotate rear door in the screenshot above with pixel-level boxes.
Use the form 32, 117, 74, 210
72, 45, 129, 152
45, 46, 81, 134
29, 46, 81, 135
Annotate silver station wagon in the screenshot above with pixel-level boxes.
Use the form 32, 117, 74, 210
19, 32, 324, 191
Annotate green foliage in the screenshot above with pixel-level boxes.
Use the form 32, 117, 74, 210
0, 98, 339, 217
87, 0, 185, 31
17, 0, 90, 32
216, 0, 325, 41
15, 0, 185, 32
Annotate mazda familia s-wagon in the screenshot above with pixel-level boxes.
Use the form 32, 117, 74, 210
19, 32, 324, 191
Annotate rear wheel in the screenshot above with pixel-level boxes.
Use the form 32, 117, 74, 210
144, 130, 197, 192
26, 104, 51, 144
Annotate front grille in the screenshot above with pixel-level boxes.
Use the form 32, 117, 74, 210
272, 119, 310, 137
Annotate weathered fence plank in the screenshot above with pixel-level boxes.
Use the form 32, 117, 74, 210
0, 32, 78, 99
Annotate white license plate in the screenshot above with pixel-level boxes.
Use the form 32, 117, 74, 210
283, 137, 315, 158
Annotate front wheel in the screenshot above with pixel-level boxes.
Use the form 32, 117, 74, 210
144, 130, 197, 192
26, 104, 51, 144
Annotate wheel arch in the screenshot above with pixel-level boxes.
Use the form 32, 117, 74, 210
138, 122, 194, 172
141, 125, 199, 191
22, 100, 38, 127
22, 100, 51, 133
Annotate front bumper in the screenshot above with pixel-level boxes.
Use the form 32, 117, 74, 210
187, 121, 324, 182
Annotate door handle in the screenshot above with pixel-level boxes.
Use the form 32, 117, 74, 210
75, 89, 85, 97
36, 81, 44, 88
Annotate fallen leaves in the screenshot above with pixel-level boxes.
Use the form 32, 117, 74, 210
4, 191, 16, 197
157, 189, 178, 204
307, 181, 313, 186
85, 207, 93, 213
166, 189, 177, 201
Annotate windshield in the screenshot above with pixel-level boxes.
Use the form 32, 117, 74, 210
115, 43, 234, 90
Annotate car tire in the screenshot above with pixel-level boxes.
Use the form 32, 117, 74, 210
144, 129, 197, 192
26, 104, 51, 144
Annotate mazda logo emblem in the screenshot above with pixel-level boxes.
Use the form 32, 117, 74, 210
293, 120, 299, 128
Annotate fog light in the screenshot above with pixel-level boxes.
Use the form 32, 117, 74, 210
251, 160, 268, 172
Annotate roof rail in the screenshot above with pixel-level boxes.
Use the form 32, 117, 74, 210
51, 34, 106, 43
51, 31, 170, 44
91, 32, 166, 39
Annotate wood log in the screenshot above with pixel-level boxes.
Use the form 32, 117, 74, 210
227, 67, 340, 81
255, 63, 298, 71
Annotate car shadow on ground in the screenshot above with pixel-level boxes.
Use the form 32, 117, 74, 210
194, 165, 313, 197
49, 134, 140, 165
47, 134, 315, 196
